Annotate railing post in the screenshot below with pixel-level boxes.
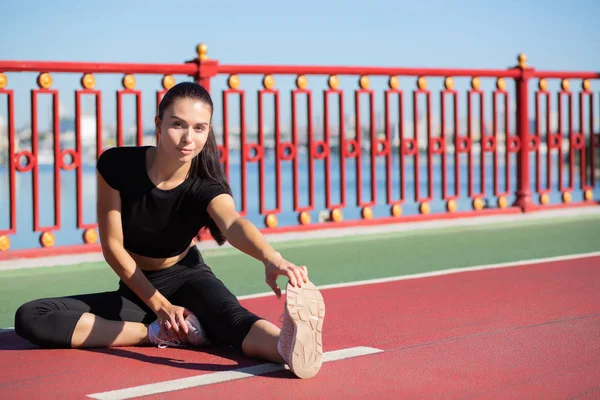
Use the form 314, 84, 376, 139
193, 43, 218, 93
513, 53, 535, 212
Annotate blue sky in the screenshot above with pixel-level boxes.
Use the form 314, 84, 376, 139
1, 0, 599, 132
2, 0, 599, 68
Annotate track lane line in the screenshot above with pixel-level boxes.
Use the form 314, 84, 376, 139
86, 346, 383, 399
2, 251, 599, 332
237, 251, 600, 301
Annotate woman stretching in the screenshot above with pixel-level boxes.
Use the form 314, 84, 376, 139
14, 82, 325, 379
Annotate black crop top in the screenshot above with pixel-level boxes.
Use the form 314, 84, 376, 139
96, 146, 229, 258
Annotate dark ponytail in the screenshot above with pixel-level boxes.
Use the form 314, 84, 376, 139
158, 81, 231, 246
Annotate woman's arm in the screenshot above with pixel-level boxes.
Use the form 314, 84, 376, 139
96, 172, 188, 334
207, 193, 308, 297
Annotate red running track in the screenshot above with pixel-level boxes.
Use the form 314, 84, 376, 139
1, 255, 599, 399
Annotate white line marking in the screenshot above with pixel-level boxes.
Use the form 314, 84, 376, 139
1, 251, 599, 333
87, 346, 383, 399
236, 251, 600, 301
0, 327, 14, 333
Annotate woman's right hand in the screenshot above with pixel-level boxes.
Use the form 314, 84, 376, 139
156, 303, 190, 341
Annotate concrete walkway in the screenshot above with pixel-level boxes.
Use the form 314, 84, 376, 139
1, 207, 599, 271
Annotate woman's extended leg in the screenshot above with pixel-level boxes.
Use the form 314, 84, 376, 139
169, 265, 325, 378
241, 319, 284, 364
241, 281, 326, 378
14, 291, 153, 349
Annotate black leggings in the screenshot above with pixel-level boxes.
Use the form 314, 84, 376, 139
14, 247, 262, 352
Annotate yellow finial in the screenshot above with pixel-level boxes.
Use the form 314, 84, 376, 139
162, 75, 175, 90
296, 75, 308, 89
122, 74, 136, 90
582, 79, 591, 91
264, 214, 278, 228
446, 200, 457, 213
83, 229, 98, 244
39, 232, 56, 248
197, 43, 209, 61
0, 73, 7, 89
359, 75, 370, 90
391, 204, 402, 217
361, 206, 373, 219
263, 75, 275, 90
518, 53, 527, 69
228, 75, 240, 89
328, 75, 339, 90
496, 78, 506, 91
81, 74, 96, 90
0, 235, 10, 251
37, 72, 52, 89
298, 212, 311, 225
330, 208, 343, 222
472, 197, 484, 211
497, 196, 508, 209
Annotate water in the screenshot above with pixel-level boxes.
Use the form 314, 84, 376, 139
0, 150, 597, 251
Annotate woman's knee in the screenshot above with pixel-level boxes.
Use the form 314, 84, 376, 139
14, 298, 73, 348
14, 300, 45, 340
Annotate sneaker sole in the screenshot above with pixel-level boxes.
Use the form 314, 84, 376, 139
284, 280, 326, 379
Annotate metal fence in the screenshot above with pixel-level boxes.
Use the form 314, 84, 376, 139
0, 44, 598, 258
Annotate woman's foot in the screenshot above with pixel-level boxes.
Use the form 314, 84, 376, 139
148, 313, 210, 348
277, 280, 326, 379
184, 314, 210, 346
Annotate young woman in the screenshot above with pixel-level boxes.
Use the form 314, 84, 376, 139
14, 82, 326, 379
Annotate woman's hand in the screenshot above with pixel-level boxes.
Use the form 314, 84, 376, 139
264, 252, 309, 298
155, 303, 191, 341
206, 196, 309, 298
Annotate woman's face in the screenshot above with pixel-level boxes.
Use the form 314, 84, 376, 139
156, 97, 212, 163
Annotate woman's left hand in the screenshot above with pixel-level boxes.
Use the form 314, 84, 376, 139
264, 252, 309, 298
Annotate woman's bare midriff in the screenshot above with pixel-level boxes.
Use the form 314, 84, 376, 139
127, 243, 195, 271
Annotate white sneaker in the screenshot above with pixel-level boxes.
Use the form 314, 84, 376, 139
147, 313, 210, 348
147, 320, 184, 348
184, 313, 210, 346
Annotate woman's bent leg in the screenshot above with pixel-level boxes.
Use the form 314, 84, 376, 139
168, 267, 263, 353
14, 291, 152, 349
70, 313, 149, 348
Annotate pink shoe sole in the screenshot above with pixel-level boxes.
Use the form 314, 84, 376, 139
283, 281, 326, 379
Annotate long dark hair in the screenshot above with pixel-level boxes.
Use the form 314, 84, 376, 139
157, 81, 231, 245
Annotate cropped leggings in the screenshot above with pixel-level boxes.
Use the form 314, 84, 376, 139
14, 247, 262, 352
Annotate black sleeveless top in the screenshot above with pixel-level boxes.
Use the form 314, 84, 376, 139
96, 146, 229, 258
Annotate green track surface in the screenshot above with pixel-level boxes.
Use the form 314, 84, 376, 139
1, 214, 599, 328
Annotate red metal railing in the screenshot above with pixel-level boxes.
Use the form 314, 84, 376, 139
530, 73, 597, 204
0, 44, 598, 258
